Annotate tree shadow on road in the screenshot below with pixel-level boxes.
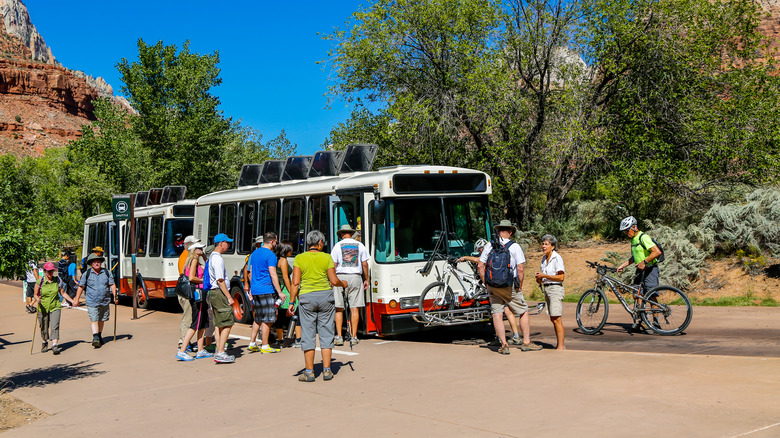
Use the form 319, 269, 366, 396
0, 361, 106, 393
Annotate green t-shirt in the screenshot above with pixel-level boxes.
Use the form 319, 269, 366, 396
39, 277, 63, 312
631, 232, 658, 266
293, 250, 334, 295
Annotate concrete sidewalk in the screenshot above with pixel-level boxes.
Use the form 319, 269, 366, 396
1, 283, 779, 437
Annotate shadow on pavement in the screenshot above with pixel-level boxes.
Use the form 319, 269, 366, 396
0, 361, 106, 392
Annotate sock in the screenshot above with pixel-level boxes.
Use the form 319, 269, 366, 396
305, 368, 313, 373
512, 332, 520, 339
249, 342, 256, 347
324, 367, 331, 372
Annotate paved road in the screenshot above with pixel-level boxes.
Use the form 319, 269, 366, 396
1, 282, 779, 437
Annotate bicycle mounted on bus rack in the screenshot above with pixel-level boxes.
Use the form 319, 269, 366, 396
413, 232, 544, 327
576, 261, 692, 335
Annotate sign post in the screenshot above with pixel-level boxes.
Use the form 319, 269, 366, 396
112, 194, 138, 320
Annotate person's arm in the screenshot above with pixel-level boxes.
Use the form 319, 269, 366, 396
536, 271, 565, 283
287, 266, 302, 316
327, 267, 348, 289
361, 260, 370, 290
243, 263, 250, 291
111, 282, 118, 304
637, 245, 662, 270
33, 280, 41, 305
459, 255, 479, 263
617, 256, 633, 272
516, 263, 525, 290
188, 259, 202, 284
279, 259, 292, 292
478, 262, 486, 283
269, 266, 284, 300
218, 278, 232, 305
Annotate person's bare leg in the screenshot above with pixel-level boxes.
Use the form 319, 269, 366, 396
492, 312, 508, 347
551, 316, 565, 350
250, 322, 260, 344
334, 308, 344, 337
322, 348, 332, 368
504, 307, 519, 338
261, 322, 271, 345
350, 308, 360, 338
518, 311, 531, 344
304, 349, 315, 369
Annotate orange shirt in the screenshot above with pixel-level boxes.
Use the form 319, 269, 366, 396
177, 249, 189, 274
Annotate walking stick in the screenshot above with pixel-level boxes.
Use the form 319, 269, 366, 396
30, 307, 38, 355
113, 297, 117, 342
342, 287, 352, 351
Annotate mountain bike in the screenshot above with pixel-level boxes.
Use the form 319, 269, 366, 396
418, 255, 489, 318
576, 261, 692, 335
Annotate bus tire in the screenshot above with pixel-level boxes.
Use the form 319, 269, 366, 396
231, 286, 253, 324
135, 276, 149, 309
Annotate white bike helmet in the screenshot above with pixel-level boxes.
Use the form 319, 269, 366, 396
619, 216, 637, 231
474, 238, 488, 251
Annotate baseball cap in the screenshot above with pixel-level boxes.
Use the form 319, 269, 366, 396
214, 233, 233, 244
43, 262, 56, 271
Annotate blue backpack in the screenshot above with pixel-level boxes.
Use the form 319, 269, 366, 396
202, 259, 211, 291
485, 240, 515, 288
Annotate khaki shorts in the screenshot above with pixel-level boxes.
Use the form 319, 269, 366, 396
209, 289, 235, 328
488, 285, 528, 315
333, 274, 365, 308
543, 283, 565, 317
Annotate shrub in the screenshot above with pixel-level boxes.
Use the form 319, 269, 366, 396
14, 115, 21, 123
700, 187, 780, 256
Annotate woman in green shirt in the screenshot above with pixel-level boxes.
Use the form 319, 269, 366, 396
33, 262, 64, 354
288, 230, 347, 382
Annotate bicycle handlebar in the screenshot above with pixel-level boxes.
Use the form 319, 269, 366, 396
585, 260, 617, 273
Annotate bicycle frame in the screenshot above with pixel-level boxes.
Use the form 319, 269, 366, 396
598, 274, 643, 317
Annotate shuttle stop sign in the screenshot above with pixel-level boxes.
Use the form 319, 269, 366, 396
112, 195, 132, 220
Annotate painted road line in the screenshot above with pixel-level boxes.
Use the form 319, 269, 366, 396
375, 340, 397, 345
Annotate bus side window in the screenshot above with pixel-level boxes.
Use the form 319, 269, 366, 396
237, 201, 257, 255
332, 201, 355, 240
281, 198, 305, 255
149, 216, 163, 257
136, 218, 149, 257
219, 203, 237, 254
308, 196, 330, 251
208, 205, 219, 245
259, 199, 279, 237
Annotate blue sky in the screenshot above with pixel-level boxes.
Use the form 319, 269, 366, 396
25, 1, 369, 156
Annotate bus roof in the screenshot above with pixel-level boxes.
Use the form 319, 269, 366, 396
195, 165, 491, 206
84, 199, 197, 224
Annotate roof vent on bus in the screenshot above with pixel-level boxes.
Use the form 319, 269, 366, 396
309, 150, 345, 178
147, 188, 164, 205
135, 191, 149, 207
340, 143, 379, 173
282, 156, 313, 181
161, 186, 186, 203
238, 164, 262, 187
259, 160, 285, 184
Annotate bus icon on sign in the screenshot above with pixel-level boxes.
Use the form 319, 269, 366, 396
112, 195, 132, 220
116, 201, 128, 213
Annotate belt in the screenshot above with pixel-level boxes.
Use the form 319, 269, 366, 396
543, 282, 562, 286
338, 273, 362, 276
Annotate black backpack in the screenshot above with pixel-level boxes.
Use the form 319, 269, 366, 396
485, 240, 515, 288
58, 258, 72, 285
634, 232, 665, 263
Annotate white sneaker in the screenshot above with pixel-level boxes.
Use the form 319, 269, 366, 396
175, 351, 194, 361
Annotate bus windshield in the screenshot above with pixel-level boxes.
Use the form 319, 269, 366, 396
164, 218, 194, 257
375, 196, 491, 263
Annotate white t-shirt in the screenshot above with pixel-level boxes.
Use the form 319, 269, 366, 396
540, 250, 565, 285
25, 261, 37, 283
331, 238, 369, 275
208, 252, 228, 290
479, 237, 526, 277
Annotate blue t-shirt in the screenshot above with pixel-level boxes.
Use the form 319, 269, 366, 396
249, 247, 277, 296
68, 263, 76, 277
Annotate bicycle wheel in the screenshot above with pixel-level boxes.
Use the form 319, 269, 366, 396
640, 286, 692, 335
576, 289, 609, 335
419, 282, 455, 318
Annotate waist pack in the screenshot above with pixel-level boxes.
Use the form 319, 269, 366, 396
485, 240, 515, 288
175, 273, 203, 302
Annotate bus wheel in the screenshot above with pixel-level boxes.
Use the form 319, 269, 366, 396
231, 286, 252, 324
136, 284, 149, 309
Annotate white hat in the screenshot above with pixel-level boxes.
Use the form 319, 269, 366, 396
184, 235, 200, 245
188, 242, 205, 251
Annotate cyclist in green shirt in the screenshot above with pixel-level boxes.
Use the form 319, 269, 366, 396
616, 216, 662, 293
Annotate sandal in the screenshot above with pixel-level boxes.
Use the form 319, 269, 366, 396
498, 345, 511, 355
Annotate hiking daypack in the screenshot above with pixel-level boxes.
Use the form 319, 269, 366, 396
485, 240, 515, 288
202, 259, 211, 291
58, 259, 71, 285
634, 232, 665, 263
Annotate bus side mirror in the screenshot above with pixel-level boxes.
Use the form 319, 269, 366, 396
371, 200, 385, 225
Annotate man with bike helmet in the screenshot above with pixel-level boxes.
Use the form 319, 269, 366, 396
616, 216, 663, 294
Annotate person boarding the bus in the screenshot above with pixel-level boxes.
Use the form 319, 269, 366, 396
331, 224, 369, 346
534, 234, 566, 350
33, 262, 64, 354
478, 220, 542, 354
247, 232, 285, 354
209, 233, 236, 363
74, 253, 117, 348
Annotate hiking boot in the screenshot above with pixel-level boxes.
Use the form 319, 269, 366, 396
247, 344, 260, 353
298, 370, 315, 382
520, 342, 543, 352
214, 352, 235, 364
260, 345, 280, 354
334, 336, 344, 346
508, 336, 522, 345
195, 350, 214, 359
323, 369, 334, 381
175, 351, 194, 361
350, 337, 360, 347
498, 345, 511, 355
52, 344, 62, 355
92, 335, 101, 348
41, 341, 48, 353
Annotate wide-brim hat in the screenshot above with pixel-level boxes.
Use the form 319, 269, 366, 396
86, 253, 105, 263
337, 224, 357, 236
493, 219, 517, 235
254, 235, 264, 244
204, 244, 216, 256
91, 246, 104, 253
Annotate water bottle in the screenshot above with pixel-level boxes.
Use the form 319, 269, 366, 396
274, 298, 283, 308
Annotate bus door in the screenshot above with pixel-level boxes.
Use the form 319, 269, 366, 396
107, 221, 121, 286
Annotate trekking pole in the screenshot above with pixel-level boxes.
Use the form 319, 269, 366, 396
30, 306, 38, 355
342, 287, 352, 351
113, 297, 118, 342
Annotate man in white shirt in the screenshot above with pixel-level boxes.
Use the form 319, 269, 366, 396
478, 220, 542, 354
331, 225, 369, 347
208, 233, 235, 364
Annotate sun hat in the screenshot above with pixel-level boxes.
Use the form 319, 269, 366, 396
254, 235, 264, 244
214, 233, 233, 244
337, 224, 357, 236
204, 244, 216, 257
189, 242, 206, 251
184, 235, 200, 245
86, 253, 105, 264
91, 246, 105, 253
43, 262, 56, 271
493, 219, 517, 235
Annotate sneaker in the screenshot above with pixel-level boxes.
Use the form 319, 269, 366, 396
52, 344, 61, 355
195, 350, 214, 359
298, 370, 315, 382
247, 344, 260, 353
520, 342, 543, 352
92, 335, 101, 348
334, 336, 344, 346
323, 369, 334, 381
498, 345, 511, 355
214, 352, 235, 364
204, 344, 217, 353
350, 337, 360, 346
260, 345, 280, 354
293, 339, 302, 348
41, 341, 48, 353
175, 351, 194, 361
99, 335, 105, 346
508, 336, 522, 345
